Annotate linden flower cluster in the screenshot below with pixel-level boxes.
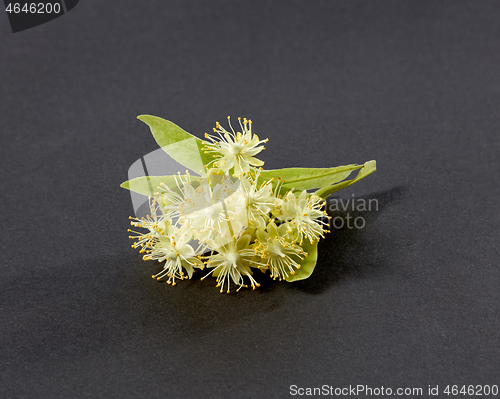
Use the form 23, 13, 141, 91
128, 117, 331, 293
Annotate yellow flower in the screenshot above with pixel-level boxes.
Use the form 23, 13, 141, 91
255, 222, 306, 280
128, 196, 170, 253
203, 117, 267, 177
202, 234, 263, 293
237, 170, 275, 228
279, 190, 330, 244
144, 225, 204, 286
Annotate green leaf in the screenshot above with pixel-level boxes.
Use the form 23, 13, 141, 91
314, 160, 376, 199
259, 164, 363, 193
286, 240, 318, 282
137, 115, 213, 175
120, 175, 199, 197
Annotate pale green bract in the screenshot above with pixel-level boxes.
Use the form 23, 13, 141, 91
121, 115, 376, 293
285, 240, 318, 282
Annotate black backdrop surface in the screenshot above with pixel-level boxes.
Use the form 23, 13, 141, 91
1, 1, 499, 398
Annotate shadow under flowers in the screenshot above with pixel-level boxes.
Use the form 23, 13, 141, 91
288, 185, 407, 294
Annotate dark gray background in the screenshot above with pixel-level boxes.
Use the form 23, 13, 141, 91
1, 1, 499, 398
